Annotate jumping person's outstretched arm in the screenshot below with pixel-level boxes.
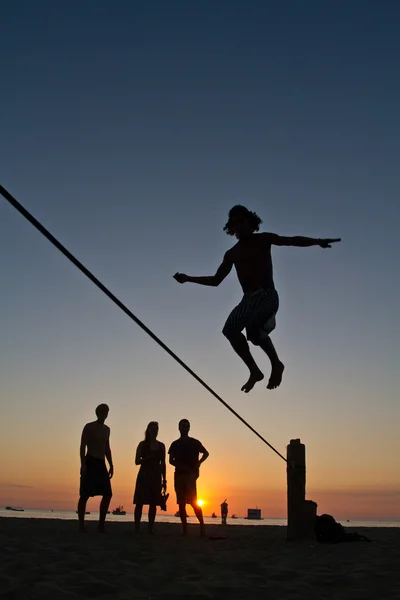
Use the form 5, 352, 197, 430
265, 233, 341, 248
174, 252, 233, 286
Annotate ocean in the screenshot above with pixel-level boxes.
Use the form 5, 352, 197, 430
1, 508, 399, 528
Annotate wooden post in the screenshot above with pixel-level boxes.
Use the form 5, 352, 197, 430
287, 438, 317, 541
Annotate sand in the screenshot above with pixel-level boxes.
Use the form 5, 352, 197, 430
1, 518, 399, 600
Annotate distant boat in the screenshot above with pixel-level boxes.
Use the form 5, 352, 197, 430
174, 510, 189, 518
75, 511, 90, 515
231, 514, 238, 519
5, 506, 24, 512
211, 512, 217, 518
112, 505, 126, 515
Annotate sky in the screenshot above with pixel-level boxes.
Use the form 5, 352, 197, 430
1, 0, 399, 520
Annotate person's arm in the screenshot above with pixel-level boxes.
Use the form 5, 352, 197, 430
80, 425, 88, 472
198, 443, 209, 468
105, 429, 114, 478
160, 444, 167, 489
174, 252, 233, 286
135, 442, 145, 465
265, 232, 341, 248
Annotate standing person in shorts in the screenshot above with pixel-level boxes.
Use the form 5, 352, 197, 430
77, 404, 113, 533
174, 205, 341, 393
168, 419, 209, 537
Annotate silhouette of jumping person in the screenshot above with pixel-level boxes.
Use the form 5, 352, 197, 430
174, 205, 341, 392
77, 404, 113, 533
168, 419, 209, 537
133, 421, 167, 534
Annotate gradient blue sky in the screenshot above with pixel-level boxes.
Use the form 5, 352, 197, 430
1, 1, 399, 518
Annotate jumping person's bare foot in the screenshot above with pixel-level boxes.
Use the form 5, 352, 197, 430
241, 369, 264, 393
267, 362, 285, 390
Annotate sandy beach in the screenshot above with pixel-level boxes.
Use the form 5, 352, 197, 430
1, 518, 399, 599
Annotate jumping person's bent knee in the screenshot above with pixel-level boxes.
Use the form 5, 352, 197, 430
247, 332, 262, 346
222, 324, 242, 341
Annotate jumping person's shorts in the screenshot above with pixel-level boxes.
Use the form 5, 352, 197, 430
222, 288, 279, 344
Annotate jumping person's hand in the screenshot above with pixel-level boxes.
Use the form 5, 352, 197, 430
162, 479, 167, 491
108, 465, 114, 479
174, 272, 189, 283
319, 238, 341, 248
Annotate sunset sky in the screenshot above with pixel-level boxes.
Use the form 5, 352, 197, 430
1, 1, 399, 521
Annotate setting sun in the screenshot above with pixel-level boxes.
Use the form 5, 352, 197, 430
196, 499, 205, 507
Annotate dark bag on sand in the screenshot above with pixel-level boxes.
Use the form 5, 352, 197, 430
315, 514, 371, 544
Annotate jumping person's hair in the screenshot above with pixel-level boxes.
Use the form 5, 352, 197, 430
223, 205, 263, 236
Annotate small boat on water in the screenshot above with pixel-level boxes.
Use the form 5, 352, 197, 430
5, 506, 24, 512
112, 505, 126, 515
231, 514, 238, 519
211, 512, 217, 518
75, 511, 90, 515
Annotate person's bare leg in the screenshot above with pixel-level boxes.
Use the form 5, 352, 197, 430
191, 503, 205, 537
179, 504, 188, 536
98, 495, 111, 533
134, 504, 143, 533
148, 505, 157, 534
225, 332, 264, 392
258, 335, 284, 390
77, 497, 88, 532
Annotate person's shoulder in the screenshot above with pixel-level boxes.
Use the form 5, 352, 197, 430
255, 232, 272, 243
225, 243, 239, 261
168, 439, 179, 452
259, 232, 277, 245
189, 437, 203, 446
84, 421, 95, 429
104, 424, 110, 431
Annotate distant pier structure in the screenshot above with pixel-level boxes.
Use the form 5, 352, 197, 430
287, 438, 317, 541
246, 508, 262, 520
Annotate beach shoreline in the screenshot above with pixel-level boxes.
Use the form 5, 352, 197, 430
1, 517, 399, 599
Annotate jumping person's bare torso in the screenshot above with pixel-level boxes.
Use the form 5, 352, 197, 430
227, 233, 274, 293
83, 421, 110, 459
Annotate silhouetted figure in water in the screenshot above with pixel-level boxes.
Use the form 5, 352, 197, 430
174, 205, 341, 392
168, 419, 209, 537
133, 421, 167, 534
78, 404, 113, 533
221, 499, 228, 525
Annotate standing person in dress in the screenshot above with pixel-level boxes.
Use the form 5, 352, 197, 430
168, 419, 209, 537
78, 404, 113, 533
133, 421, 166, 534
